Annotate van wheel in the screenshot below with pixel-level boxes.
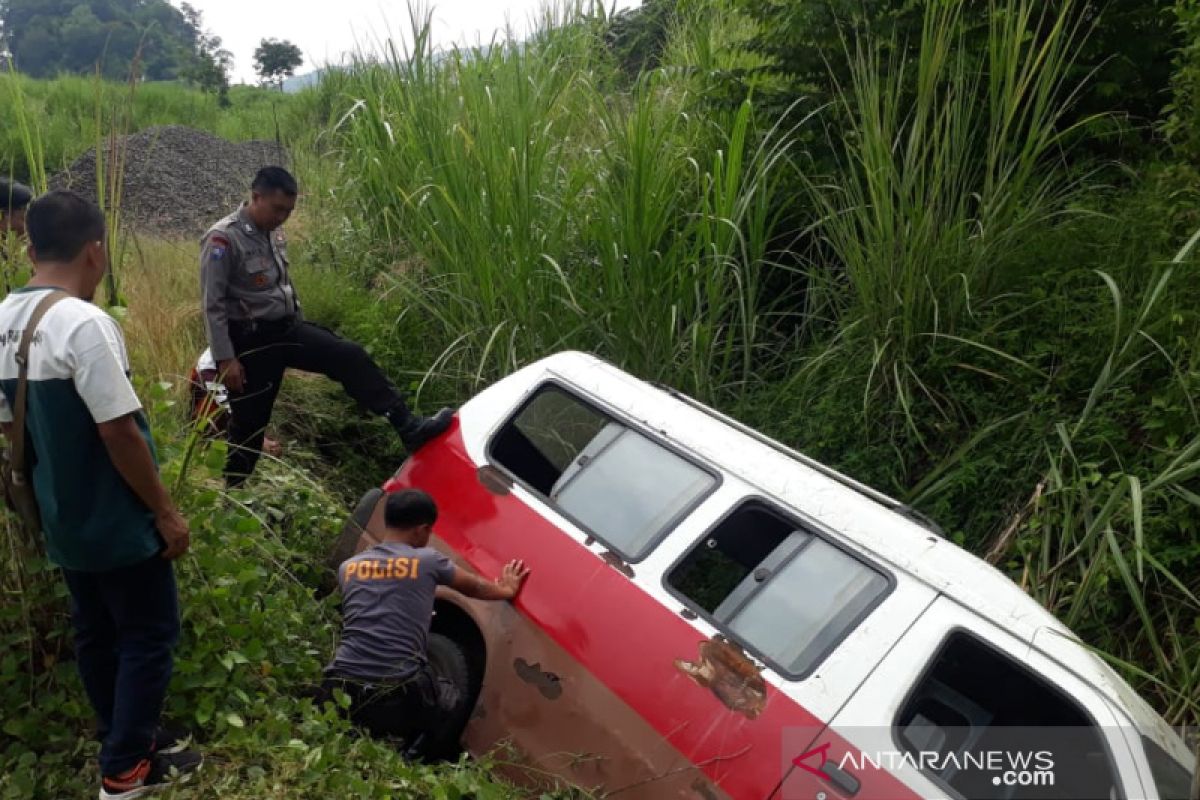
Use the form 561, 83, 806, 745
327, 487, 383, 572
423, 632, 474, 761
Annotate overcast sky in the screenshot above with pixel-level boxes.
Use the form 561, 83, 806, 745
187, 1, 642, 84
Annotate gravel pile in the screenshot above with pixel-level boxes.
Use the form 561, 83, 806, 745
50, 125, 287, 238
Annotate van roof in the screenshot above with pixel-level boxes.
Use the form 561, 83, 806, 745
536, 351, 1186, 761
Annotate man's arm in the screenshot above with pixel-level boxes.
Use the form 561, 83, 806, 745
97, 414, 189, 559
200, 230, 239, 361
448, 559, 529, 601
201, 231, 246, 393
70, 315, 190, 559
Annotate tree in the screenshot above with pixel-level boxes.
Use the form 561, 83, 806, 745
0, 0, 201, 80
178, 3, 231, 104
253, 38, 302, 90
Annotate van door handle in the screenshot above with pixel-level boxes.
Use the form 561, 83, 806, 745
820, 760, 860, 797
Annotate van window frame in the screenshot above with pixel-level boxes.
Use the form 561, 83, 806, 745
892, 626, 1127, 800
484, 378, 723, 564
661, 496, 896, 681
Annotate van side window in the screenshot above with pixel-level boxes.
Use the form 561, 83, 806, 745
896, 632, 1122, 800
490, 386, 716, 561
666, 501, 889, 677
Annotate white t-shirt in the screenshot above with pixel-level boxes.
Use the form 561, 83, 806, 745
0, 287, 159, 572
0, 288, 142, 424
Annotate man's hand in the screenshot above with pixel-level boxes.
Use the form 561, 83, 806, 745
219, 358, 246, 393
156, 507, 191, 560
496, 559, 530, 599
449, 558, 531, 601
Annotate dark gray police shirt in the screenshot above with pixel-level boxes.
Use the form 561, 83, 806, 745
327, 541, 456, 682
199, 204, 300, 362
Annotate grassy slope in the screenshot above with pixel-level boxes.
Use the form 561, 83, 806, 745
0, 232, 584, 799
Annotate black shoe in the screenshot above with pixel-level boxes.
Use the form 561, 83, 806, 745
152, 724, 192, 755
392, 407, 454, 453
99, 748, 203, 799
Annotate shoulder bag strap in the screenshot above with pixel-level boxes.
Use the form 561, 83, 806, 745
11, 290, 70, 478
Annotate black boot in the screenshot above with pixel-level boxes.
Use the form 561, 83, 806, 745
388, 406, 454, 453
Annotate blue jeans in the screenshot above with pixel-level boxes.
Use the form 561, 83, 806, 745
62, 555, 180, 776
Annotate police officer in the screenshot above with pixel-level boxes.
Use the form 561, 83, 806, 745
1, 177, 33, 237
1, 178, 33, 293
201, 166, 452, 486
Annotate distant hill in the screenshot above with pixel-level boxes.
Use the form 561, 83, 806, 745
282, 69, 327, 93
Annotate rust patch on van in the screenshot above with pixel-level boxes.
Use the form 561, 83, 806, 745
601, 551, 635, 578
674, 635, 767, 720
691, 777, 720, 800
477, 465, 513, 496
514, 658, 563, 700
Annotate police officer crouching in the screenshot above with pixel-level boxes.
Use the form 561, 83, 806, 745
200, 167, 452, 486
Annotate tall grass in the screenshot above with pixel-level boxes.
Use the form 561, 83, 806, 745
797, 0, 1095, 430
1009, 237, 1200, 723
319, 7, 790, 402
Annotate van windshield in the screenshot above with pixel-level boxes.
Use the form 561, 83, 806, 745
668, 501, 888, 677
1142, 735, 1192, 800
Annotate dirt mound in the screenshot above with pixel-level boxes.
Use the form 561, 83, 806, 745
50, 125, 287, 238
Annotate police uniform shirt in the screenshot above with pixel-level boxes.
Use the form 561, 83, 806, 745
326, 542, 456, 682
200, 204, 300, 362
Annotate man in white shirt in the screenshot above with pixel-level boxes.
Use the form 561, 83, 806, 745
0, 191, 201, 798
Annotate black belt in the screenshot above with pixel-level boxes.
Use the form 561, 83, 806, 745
229, 316, 297, 338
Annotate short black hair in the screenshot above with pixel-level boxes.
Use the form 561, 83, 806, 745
0, 178, 33, 214
26, 190, 105, 262
384, 489, 438, 529
251, 166, 298, 197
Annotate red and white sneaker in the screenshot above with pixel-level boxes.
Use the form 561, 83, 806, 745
98, 748, 202, 799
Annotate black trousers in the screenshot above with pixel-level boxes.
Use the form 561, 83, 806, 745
62, 556, 180, 777
226, 319, 404, 483
320, 667, 444, 754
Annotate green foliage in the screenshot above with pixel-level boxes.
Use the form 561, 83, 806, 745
1165, 0, 1200, 164
795, 0, 1093, 431
0, 0, 200, 81
603, 0, 678, 77
176, 3, 232, 103
253, 38, 304, 90
0, 383, 570, 799
737, 0, 1178, 154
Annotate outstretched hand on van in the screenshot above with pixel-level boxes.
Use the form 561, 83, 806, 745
449, 558, 529, 601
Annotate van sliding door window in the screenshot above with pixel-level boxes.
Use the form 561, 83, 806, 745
896, 632, 1122, 800
489, 385, 716, 561
666, 501, 889, 678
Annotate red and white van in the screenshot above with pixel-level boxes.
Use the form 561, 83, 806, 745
332, 351, 1194, 800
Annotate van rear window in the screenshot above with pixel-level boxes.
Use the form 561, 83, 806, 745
667, 501, 889, 678
1142, 735, 1192, 800
490, 385, 716, 561
896, 632, 1122, 799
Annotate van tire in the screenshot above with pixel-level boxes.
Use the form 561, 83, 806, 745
423, 632, 474, 761
327, 487, 383, 572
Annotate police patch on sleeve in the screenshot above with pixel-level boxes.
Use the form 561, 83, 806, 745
208, 235, 229, 261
